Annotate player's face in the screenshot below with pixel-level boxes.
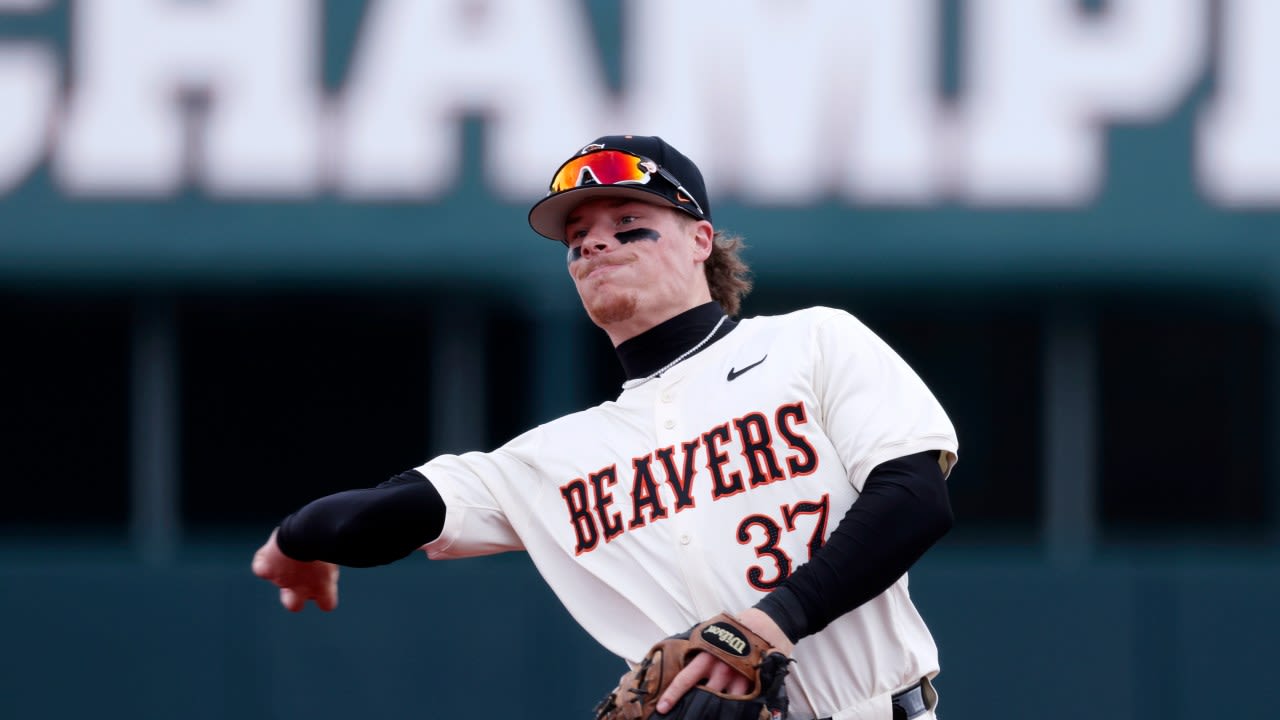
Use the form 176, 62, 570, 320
564, 198, 714, 344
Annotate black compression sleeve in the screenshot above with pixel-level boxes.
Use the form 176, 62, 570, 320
753, 450, 953, 643
275, 469, 446, 568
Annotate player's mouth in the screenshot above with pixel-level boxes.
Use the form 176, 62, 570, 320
578, 257, 632, 282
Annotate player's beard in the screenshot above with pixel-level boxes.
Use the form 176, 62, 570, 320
583, 287, 638, 326
575, 255, 640, 327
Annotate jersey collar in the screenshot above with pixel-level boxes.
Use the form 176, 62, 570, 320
615, 301, 738, 382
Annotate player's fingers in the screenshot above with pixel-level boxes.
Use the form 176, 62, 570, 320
251, 550, 268, 579
656, 652, 714, 713
726, 672, 750, 696
705, 659, 740, 694
251, 547, 283, 582
315, 584, 339, 612
280, 587, 305, 612
311, 563, 339, 610
251, 529, 283, 580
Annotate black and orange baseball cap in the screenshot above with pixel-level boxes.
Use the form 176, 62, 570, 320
528, 135, 712, 242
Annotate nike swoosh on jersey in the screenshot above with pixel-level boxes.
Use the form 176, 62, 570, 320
726, 355, 767, 381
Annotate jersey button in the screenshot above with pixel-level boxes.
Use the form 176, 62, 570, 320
663, 419, 675, 430
679, 535, 691, 545
661, 391, 674, 403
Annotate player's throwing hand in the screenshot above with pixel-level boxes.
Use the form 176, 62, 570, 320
251, 528, 340, 612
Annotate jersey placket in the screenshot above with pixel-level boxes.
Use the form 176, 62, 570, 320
653, 373, 723, 618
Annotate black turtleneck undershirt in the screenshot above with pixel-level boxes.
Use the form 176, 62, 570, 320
615, 301, 737, 381
276, 302, 952, 644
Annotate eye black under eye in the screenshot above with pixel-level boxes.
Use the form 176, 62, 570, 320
567, 245, 582, 263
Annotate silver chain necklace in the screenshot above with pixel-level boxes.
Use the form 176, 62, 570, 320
621, 316, 728, 391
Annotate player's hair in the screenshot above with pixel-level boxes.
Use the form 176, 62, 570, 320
704, 229, 753, 317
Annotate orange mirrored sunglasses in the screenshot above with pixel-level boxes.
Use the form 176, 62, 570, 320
547, 149, 706, 217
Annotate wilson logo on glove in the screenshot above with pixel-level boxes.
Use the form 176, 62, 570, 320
701, 623, 750, 656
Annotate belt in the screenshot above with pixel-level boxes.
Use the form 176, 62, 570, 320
890, 682, 927, 719
814, 681, 927, 720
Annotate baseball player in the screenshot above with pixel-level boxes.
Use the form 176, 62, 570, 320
252, 135, 957, 720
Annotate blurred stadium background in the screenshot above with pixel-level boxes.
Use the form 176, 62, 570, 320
3, 1, 1278, 718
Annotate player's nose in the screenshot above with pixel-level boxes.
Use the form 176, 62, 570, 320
578, 230, 615, 258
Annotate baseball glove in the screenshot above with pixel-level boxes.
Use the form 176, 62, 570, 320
594, 613, 792, 720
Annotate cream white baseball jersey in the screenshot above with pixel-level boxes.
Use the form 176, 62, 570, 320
419, 306, 958, 719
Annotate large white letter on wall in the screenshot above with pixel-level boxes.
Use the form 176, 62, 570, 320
1198, 0, 1280, 206
959, 0, 1207, 204
621, 0, 943, 205
0, 0, 57, 194
55, 0, 321, 196
336, 0, 607, 199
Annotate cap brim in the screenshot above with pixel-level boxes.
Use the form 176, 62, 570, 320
527, 185, 686, 242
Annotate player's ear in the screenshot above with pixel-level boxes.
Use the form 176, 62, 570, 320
690, 220, 714, 263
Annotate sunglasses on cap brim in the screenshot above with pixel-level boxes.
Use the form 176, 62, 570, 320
547, 149, 706, 218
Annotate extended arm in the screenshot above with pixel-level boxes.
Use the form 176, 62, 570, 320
275, 470, 446, 566
250, 470, 447, 610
